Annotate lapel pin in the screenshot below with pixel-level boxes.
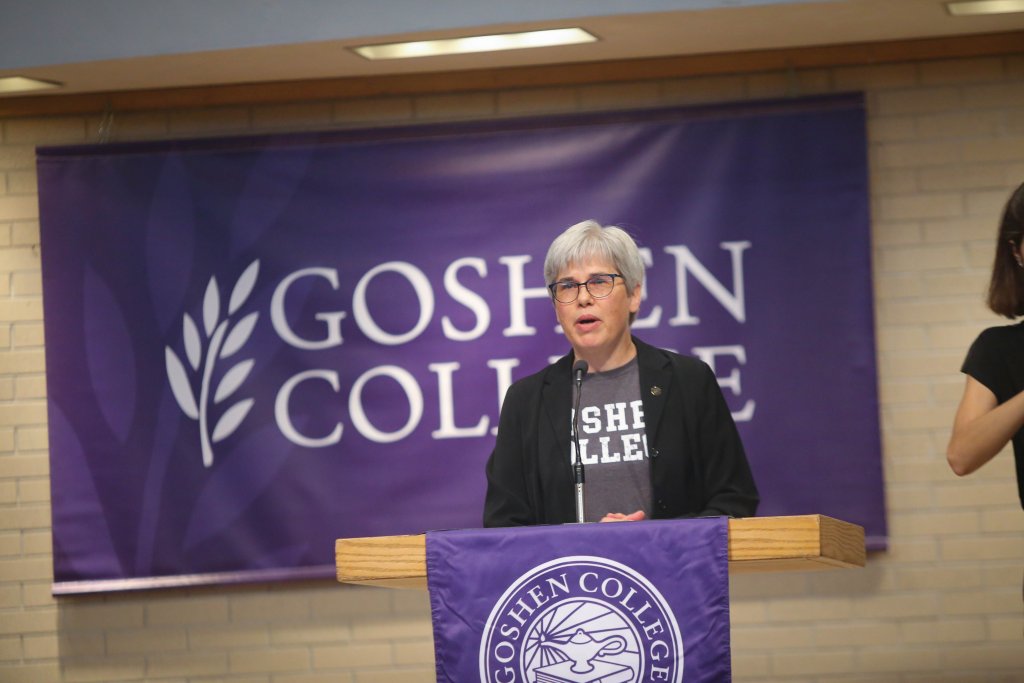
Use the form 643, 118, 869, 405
650, 385, 662, 396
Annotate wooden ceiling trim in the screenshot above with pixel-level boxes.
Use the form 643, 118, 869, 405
1, 30, 1022, 118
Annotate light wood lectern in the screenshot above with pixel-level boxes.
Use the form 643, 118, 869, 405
335, 515, 865, 589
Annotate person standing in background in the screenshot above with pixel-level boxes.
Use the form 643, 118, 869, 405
948, 181, 1024, 511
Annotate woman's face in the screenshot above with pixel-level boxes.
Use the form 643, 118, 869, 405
551, 257, 641, 366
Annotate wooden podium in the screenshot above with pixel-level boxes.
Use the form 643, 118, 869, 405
336, 515, 865, 589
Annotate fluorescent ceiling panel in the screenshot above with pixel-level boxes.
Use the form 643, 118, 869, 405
0, 77, 63, 94
946, 0, 1024, 15
352, 28, 597, 60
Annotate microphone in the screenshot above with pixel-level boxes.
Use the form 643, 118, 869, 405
572, 359, 588, 524
573, 359, 588, 384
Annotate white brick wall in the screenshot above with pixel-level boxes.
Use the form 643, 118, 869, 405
1, 52, 1023, 682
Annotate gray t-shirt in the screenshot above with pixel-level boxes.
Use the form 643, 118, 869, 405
570, 358, 652, 522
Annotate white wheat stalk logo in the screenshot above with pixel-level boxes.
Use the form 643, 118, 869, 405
165, 260, 260, 467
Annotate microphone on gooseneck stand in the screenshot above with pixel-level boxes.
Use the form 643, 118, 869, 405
572, 359, 589, 524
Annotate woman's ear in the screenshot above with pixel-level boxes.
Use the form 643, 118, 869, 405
628, 282, 642, 314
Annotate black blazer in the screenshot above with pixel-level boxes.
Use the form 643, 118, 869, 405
483, 337, 759, 527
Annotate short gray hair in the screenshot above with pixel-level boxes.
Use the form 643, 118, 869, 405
544, 220, 645, 293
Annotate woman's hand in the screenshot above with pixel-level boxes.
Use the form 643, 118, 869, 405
599, 510, 646, 522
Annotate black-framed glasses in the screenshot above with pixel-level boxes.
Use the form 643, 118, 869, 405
548, 273, 623, 304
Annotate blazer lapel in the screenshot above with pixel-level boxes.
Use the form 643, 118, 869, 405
636, 339, 673, 446
541, 354, 574, 463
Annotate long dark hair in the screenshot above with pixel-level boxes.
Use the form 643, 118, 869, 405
987, 182, 1024, 318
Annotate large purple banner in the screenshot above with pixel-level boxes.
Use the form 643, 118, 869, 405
37, 94, 882, 593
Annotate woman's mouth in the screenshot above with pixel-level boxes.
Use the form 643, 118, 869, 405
575, 315, 600, 332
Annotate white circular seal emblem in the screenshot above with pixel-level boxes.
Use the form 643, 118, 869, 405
479, 555, 684, 683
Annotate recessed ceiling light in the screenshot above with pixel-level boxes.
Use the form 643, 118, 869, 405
946, 0, 1024, 15
0, 76, 63, 94
352, 27, 597, 61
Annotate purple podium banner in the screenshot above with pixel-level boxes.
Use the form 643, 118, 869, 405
37, 94, 883, 593
427, 518, 730, 683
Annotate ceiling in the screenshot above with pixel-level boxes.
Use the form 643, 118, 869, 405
1, 0, 1022, 98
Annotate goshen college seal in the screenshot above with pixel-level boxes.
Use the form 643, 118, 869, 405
480, 556, 684, 683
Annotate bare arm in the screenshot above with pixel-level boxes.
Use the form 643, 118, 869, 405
947, 375, 1024, 476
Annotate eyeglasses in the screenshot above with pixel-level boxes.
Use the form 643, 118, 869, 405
548, 273, 623, 304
